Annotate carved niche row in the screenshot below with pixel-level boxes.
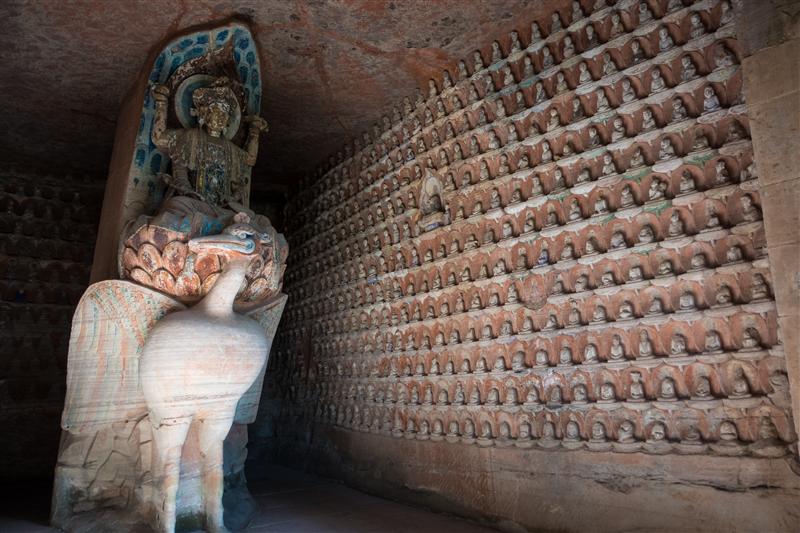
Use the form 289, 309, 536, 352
288, 143, 757, 292
273, 0, 794, 457
287, 65, 745, 268
285, 0, 737, 231
311, 401, 792, 457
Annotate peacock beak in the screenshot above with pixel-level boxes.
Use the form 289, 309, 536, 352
188, 234, 256, 255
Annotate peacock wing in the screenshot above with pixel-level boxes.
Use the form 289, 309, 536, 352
235, 293, 288, 424
61, 280, 186, 433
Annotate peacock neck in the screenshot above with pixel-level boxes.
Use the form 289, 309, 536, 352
198, 258, 248, 317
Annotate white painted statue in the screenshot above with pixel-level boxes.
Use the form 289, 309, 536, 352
52, 32, 286, 533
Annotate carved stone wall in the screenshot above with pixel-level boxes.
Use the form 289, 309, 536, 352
254, 0, 800, 528
0, 170, 102, 479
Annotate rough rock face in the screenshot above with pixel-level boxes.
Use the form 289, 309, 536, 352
0, 0, 563, 191
256, 0, 800, 529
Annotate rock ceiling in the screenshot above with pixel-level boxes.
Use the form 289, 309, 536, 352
0, 0, 564, 194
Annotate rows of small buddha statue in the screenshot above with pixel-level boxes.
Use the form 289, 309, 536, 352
0, 171, 102, 478
274, 0, 795, 455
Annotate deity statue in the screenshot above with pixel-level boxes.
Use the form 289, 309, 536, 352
150, 78, 269, 236
53, 38, 287, 533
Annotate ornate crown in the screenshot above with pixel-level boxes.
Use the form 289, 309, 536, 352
192, 76, 239, 114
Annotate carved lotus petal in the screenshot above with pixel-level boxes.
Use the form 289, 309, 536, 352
137, 243, 163, 272
175, 271, 201, 298
162, 240, 188, 276
152, 269, 176, 294
129, 268, 152, 286
195, 254, 221, 281
201, 272, 219, 296
122, 247, 138, 272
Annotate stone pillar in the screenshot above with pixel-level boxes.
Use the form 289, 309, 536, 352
739, 0, 800, 437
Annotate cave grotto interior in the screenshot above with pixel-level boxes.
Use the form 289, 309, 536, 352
1, 0, 800, 532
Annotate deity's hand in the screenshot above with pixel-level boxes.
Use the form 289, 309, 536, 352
245, 115, 269, 133
152, 84, 170, 103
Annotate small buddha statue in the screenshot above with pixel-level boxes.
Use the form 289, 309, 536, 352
437, 389, 449, 405
678, 292, 696, 311
670, 334, 687, 356
610, 335, 625, 360
719, 421, 739, 443
672, 98, 688, 122
648, 298, 664, 315
485, 388, 500, 406
621, 186, 635, 207
611, 118, 625, 142
592, 305, 607, 323
693, 376, 712, 400
703, 86, 720, 113
584, 343, 599, 363
603, 52, 617, 75
454, 382, 466, 404
578, 62, 592, 85
596, 89, 610, 112
668, 212, 685, 237
610, 13, 623, 37
422, 386, 433, 405
741, 327, 761, 351
410, 387, 419, 405
680, 56, 697, 83
493, 356, 507, 373
525, 386, 540, 405
463, 420, 476, 439
726, 246, 743, 263
591, 422, 608, 443
518, 423, 533, 442
715, 285, 733, 306
658, 27, 674, 51
434, 359, 455, 376
730, 368, 751, 398
559, 346, 573, 365
705, 331, 722, 353
535, 350, 549, 366
621, 79, 635, 103
565, 421, 581, 442
475, 357, 488, 373
638, 331, 654, 358
639, 226, 655, 244
447, 420, 460, 437
512, 352, 525, 372
468, 387, 482, 406
629, 372, 645, 401
658, 377, 677, 401
599, 382, 616, 402
740, 195, 761, 222
618, 421, 636, 443
573, 384, 588, 404
630, 148, 645, 168
548, 386, 563, 405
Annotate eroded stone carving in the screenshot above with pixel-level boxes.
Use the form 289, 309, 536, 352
53, 32, 287, 533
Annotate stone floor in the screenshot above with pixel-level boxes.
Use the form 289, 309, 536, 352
0, 466, 495, 532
